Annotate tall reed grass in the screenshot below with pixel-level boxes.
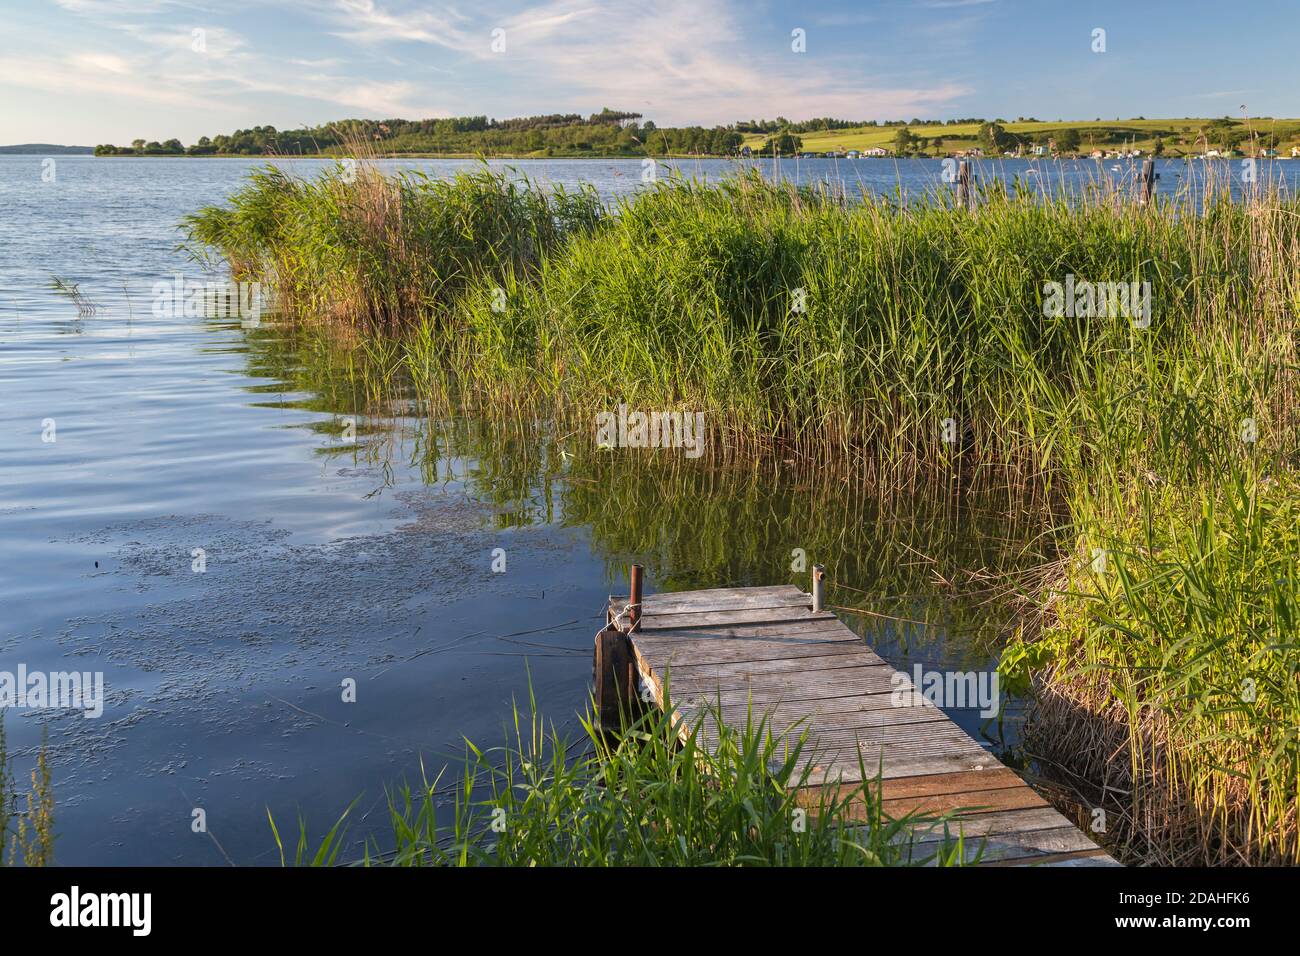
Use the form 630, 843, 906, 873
185, 162, 602, 334
191, 163, 1300, 864
0, 716, 55, 867
271, 695, 969, 867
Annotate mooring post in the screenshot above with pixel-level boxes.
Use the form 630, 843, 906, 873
811, 564, 826, 613
956, 159, 973, 211
594, 623, 636, 731
629, 563, 644, 633
1140, 158, 1156, 206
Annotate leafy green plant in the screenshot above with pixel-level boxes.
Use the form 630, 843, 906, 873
0, 715, 55, 867
274, 693, 970, 867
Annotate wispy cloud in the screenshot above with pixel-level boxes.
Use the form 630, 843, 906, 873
322, 0, 971, 123
7, 0, 978, 140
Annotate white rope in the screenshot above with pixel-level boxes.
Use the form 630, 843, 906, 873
610, 601, 640, 633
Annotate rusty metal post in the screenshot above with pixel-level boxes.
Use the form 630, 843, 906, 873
811, 564, 826, 613
629, 564, 644, 633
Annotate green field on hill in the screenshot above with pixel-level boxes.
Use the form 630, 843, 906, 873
744, 117, 1300, 157
95, 113, 1300, 160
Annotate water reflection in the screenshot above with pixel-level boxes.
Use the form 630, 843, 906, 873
233, 313, 1067, 758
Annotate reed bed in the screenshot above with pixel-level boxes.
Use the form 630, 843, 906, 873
190, 164, 1300, 865
271, 696, 967, 867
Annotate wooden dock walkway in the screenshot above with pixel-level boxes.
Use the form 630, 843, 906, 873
598, 576, 1117, 867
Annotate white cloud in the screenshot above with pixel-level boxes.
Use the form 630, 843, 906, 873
7, 0, 973, 140
121, 24, 249, 59
324, 0, 971, 124
70, 52, 134, 75
328, 0, 476, 50
0, 53, 223, 110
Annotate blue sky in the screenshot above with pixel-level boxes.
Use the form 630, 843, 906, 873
1, 0, 1295, 144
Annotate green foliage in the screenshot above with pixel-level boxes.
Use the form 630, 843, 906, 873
193, 163, 1300, 862
98, 112, 744, 158
1044, 469, 1300, 863
278, 695, 970, 867
0, 716, 55, 867
1055, 128, 1082, 152
978, 122, 1019, 153
183, 163, 603, 332
758, 132, 802, 156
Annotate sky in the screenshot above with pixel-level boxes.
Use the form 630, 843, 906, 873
1, 0, 1296, 145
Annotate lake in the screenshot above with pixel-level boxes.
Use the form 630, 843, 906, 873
1, 154, 1289, 864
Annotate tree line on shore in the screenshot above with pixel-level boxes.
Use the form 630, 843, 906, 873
94, 111, 1293, 159
95, 110, 746, 157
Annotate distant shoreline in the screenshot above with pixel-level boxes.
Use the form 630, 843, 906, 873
0, 145, 93, 155
23, 152, 1297, 162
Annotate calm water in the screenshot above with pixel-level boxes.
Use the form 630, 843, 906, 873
2, 154, 1281, 865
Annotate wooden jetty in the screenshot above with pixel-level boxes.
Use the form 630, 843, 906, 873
596, 567, 1117, 866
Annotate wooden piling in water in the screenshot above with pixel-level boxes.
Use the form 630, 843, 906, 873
593, 623, 636, 731
593, 563, 646, 731
1140, 158, 1156, 205
956, 160, 974, 211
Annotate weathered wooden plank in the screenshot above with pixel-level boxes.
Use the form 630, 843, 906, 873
908, 806, 1075, 838
878, 768, 1027, 799
689, 695, 949, 729
634, 619, 857, 647
667, 656, 898, 684
612, 585, 808, 614
663, 666, 904, 700
636, 616, 854, 639
637, 606, 838, 630
635, 635, 867, 668
782, 737, 990, 764
899, 825, 1106, 865
985, 848, 1120, 867
660, 650, 893, 683
705, 733, 989, 769
690, 707, 977, 739
708, 690, 944, 721
800, 784, 1048, 822
690, 708, 953, 744
662, 685, 904, 712
612, 583, 1117, 865
801, 751, 998, 784
882, 786, 1049, 818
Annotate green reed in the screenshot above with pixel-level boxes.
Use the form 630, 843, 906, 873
0, 716, 55, 867
272, 692, 968, 867
184, 162, 602, 334
192, 163, 1300, 864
